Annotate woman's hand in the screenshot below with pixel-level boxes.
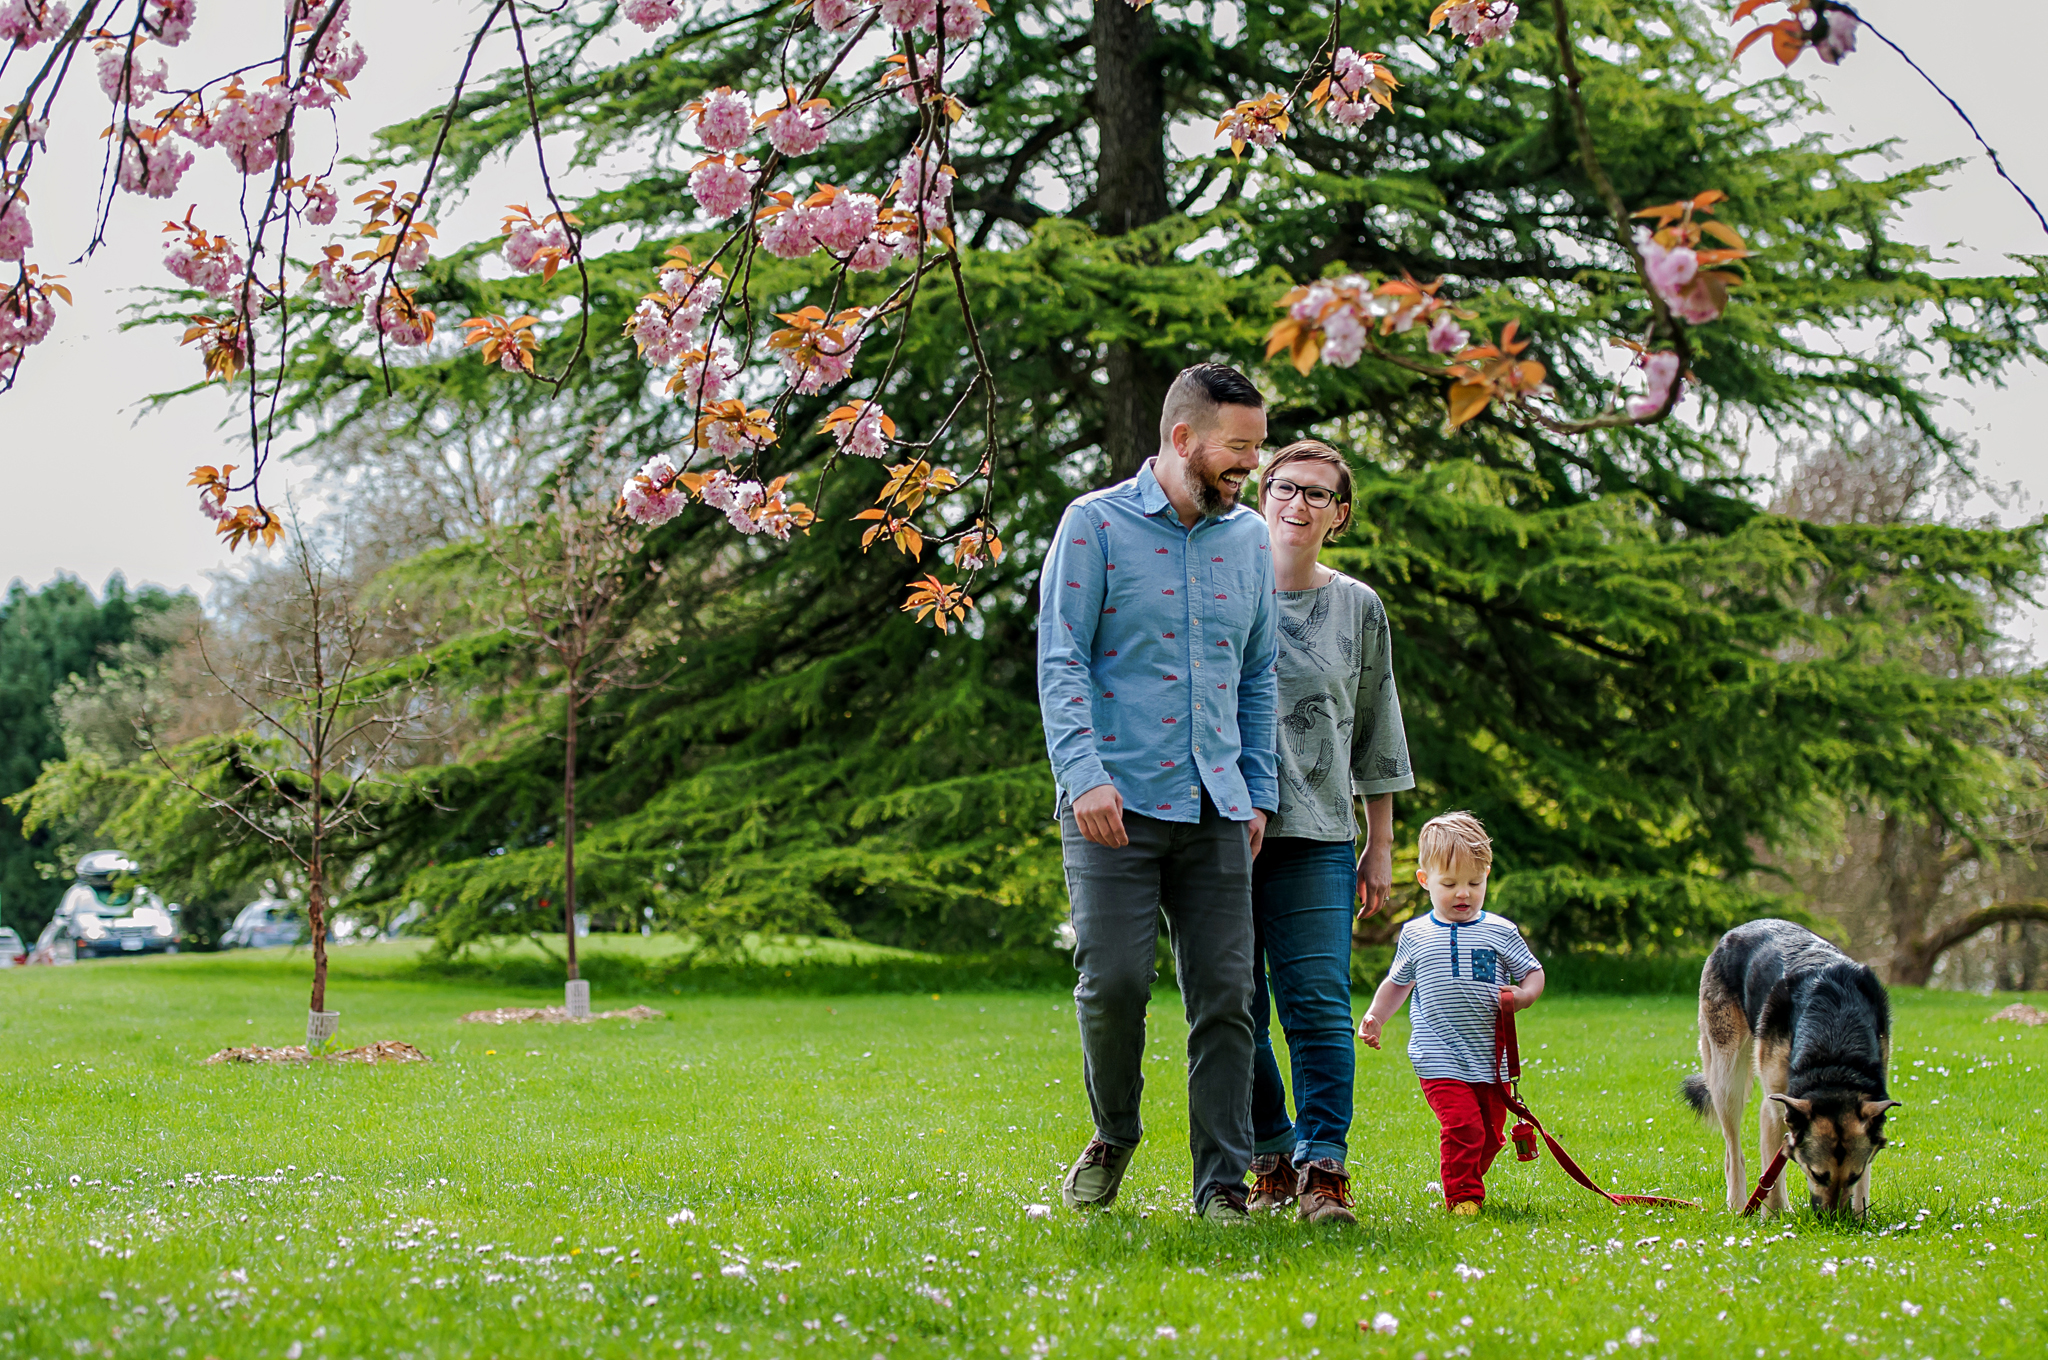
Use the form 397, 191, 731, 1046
1354, 838, 1392, 921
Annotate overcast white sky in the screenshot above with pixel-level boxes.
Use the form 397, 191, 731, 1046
4, 3, 2045, 639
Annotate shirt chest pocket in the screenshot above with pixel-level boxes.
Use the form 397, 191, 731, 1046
1469, 947, 1498, 983
1204, 554, 1263, 631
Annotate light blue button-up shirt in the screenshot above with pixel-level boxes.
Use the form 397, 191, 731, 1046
1036, 459, 1280, 823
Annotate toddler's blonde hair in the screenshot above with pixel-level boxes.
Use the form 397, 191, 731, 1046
1417, 810, 1493, 875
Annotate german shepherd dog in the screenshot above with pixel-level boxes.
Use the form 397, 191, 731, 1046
1681, 919, 1900, 1215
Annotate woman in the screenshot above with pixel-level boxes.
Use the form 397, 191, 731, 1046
1246, 439, 1415, 1223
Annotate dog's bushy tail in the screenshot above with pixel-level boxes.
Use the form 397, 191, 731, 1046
1681, 1073, 1712, 1116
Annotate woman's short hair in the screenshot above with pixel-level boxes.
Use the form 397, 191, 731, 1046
1417, 811, 1493, 875
1259, 439, 1354, 542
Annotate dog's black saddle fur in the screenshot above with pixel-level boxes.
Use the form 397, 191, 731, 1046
1693, 918, 1891, 1104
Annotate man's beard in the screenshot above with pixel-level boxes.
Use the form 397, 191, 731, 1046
1181, 443, 1232, 518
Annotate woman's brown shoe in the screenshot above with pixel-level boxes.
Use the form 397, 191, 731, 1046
1296, 1158, 1356, 1224
1245, 1154, 1299, 1212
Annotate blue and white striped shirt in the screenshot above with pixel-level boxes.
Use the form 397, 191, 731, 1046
1388, 910, 1543, 1083
1036, 459, 1281, 823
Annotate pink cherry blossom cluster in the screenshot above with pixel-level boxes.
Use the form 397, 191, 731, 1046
314, 250, 372, 305
0, 277, 55, 352
0, 0, 69, 48
1628, 350, 1681, 418
164, 229, 246, 296
760, 187, 887, 262
97, 40, 169, 106
1289, 277, 1372, 367
626, 262, 724, 369
833, 400, 892, 460
302, 177, 337, 225
0, 192, 31, 261
147, 0, 196, 47
670, 343, 737, 406
621, 0, 680, 33
1814, 8, 1857, 65
764, 94, 831, 158
813, 0, 866, 35
1636, 227, 1723, 324
692, 87, 754, 153
879, 0, 985, 39
688, 155, 757, 220
620, 453, 688, 526
367, 287, 434, 347
1426, 311, 1469, 355
1326, 48, 1387, 127
1216, 102, 1284, 154
190, 82, 294, 175
779, 326, 864, 395
1438, 1, 1518, 50
701, 471, 805, 540
504, 216, 568, 273
116, 132, 195, 198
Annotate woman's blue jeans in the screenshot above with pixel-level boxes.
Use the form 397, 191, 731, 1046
1251, 836, 1356, 1167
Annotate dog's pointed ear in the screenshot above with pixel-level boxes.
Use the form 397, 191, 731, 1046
1766, 1093, 1813, 1125
1860, 1098, 1902, 1122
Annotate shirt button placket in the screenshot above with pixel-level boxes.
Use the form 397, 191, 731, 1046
1188, 525, 1204, 807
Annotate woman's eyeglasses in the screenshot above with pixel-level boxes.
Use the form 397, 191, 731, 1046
1265, 477, 1340, 509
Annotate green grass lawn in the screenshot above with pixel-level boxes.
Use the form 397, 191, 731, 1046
1, 951, 2043, 1359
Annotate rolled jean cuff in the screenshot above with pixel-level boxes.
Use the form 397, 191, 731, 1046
1253, 1129, 1297, 1157
1292, 1140, 1347, 1168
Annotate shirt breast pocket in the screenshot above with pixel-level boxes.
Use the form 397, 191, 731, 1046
1206, 557, 1264, 632
1470, 947, 1498, 983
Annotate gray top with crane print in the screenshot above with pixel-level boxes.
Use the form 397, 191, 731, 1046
1267, 570, 1415, 842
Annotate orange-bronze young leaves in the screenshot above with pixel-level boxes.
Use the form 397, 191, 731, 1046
214, 504, 282, 551
820, 400, 897, 444
902, 575, 975, 632
1442, 320, 1549, 428
459, 314, 541, 375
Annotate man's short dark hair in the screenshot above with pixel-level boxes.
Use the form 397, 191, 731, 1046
1158, 363, 1264, 448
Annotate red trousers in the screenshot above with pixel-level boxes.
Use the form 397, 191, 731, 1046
1420, 1078, 1510, 1207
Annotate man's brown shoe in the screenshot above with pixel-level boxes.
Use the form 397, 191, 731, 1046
1296, 1158, 1356, 1225
1246, 1154, 1299, 1212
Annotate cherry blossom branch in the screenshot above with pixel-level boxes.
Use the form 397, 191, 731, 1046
505, 0, 589, 391
1850, 9, 2048, 239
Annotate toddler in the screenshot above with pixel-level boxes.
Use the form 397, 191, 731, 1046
1357, 811, 1544, 1214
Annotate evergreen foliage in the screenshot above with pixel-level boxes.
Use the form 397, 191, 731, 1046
0, 575, 185, 937
54, 1, 2048, 957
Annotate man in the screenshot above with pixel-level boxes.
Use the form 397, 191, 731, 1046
1036, 363, 1279, 1222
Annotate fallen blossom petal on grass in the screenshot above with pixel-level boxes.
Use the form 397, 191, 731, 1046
204, 1040, 430, 1065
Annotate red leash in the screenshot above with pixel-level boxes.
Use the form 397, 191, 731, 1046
1493, 1000, 1699, 1211
1742, 1145, 1792, 1217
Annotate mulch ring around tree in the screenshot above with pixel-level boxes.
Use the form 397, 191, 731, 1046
1987, 1003, 2047, 1026
457, 1005, 665, 1025
204, 1040, 431, 1065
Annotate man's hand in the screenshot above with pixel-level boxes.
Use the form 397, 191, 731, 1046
1354, 838, 1392, 921
1356, 1012, 1384, 1049
1248, 809, 1268, 860
1071, 783, 1128, 848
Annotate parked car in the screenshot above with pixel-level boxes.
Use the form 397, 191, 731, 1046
219, 899, 303, 949
35, 851, 180, 960
0, 927, 25, 968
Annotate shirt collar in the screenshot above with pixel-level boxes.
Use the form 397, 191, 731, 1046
1136, 458, 1174, 518
1425, 910, 1486, 929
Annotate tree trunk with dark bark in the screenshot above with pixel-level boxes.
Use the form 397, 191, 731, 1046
1092, 0, 1174, 481
1879, 812, 2048, 984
